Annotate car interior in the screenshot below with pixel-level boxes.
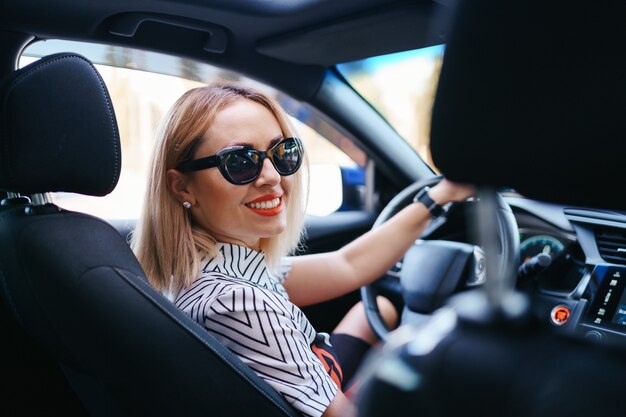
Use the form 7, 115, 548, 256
357, 2, 626, 416
1, 0, 626, 416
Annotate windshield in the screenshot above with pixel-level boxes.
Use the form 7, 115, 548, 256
337, 45, 444, 170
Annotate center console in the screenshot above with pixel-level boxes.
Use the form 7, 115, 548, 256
580, 265, 626, 340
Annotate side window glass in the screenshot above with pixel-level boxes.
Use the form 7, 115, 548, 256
19, 40, 368, 218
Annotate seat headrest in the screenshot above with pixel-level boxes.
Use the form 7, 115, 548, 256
430, 1, 626, 211
0, 53, 121, 196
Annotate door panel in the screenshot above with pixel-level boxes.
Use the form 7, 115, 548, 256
300, 210, 377, 332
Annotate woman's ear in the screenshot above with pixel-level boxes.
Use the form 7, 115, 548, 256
166, 168, 195, 205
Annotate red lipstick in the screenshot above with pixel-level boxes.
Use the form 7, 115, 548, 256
245, 193, 284, 216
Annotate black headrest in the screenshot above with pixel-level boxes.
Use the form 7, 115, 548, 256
431, 1, 626, 211
0, 53, 121, 196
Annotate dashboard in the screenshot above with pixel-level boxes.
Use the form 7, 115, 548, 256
506, 195, 626, 344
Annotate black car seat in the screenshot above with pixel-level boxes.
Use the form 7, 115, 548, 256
0, 193, 88, 415
0, 53, 299, 417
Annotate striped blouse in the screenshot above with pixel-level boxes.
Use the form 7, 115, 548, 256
175, 243, 338, 417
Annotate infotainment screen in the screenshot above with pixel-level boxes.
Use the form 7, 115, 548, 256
611, 279, 626, 325
585, 265, 626, 332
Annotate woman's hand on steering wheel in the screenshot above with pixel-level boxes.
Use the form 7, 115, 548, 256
428, 178, 475, 206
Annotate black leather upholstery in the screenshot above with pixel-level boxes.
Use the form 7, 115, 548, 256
0, 53, 299, 416
430, 0, 626, 211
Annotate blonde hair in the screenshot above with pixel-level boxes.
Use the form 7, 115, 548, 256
131, 82, 307, 294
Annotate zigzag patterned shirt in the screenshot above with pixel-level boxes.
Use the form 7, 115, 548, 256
175, 243, 338, 417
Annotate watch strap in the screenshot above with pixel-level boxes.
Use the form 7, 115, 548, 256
413, 186, 446, 218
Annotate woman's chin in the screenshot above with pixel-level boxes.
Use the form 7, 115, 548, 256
258, 223, 286, 238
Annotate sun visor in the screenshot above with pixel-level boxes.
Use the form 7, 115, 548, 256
430, 0, 626, 211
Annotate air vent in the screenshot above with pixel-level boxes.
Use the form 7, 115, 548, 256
595, 227, 626, 265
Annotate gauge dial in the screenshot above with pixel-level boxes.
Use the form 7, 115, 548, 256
520, 235, 565, 263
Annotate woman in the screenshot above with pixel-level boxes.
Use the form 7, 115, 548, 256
132, 82, 473, 417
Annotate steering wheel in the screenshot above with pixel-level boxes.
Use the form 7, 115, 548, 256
361, 177, 520, 340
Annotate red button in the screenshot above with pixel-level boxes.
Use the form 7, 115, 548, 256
550, 305, 571, 326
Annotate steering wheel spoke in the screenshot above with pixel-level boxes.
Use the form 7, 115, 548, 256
401, 240, 477, 314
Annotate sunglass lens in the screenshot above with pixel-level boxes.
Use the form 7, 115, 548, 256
272, 139, 302, 175
224, 151, 260, 183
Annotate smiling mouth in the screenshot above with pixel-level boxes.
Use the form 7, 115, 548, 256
245, 197, 281, 210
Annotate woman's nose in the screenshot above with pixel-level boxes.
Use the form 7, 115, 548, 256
254, 157, 281, 186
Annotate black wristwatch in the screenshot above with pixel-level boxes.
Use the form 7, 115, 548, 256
413, 186, 447, 218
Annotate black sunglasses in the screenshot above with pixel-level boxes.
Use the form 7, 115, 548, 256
177, 137, 304, 185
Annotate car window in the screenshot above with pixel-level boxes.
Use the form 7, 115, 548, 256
337, 45, 444, 171
20, 40, 368, 218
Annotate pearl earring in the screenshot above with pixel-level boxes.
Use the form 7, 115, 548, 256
183, 201, 191, 209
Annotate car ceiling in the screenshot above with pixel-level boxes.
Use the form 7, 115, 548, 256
0, 0, 445, 100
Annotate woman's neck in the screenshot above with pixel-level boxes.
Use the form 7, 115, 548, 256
215, 236, 261, 252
